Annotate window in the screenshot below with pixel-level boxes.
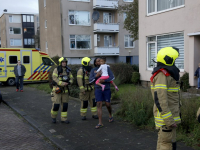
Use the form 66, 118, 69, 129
69, 11, 90, 26
23, 15, 26, 22
9, 15, 21, 23
147, 32, 184, 70
148, 0, 185, 15
42, 57, 54, 66
123, 13, 127, 21
104, 35, 112, 47
103, 13, 112, 24
23, 27, 34, 34
123, 0, 133, 2
44, 0, 46, 7
22, 15, 34, 22
31, 16, 34, 22
70, 35, 91, 49
45, 20, 47, 28
24, 38, 35, 45
46, 41, 48, 49
9, 27, 21, 34
124, 35, 134, 48
9, 56, 17, 64
97, 35, 100, 41
10, 39, 22, 46
23, 56, 30, 64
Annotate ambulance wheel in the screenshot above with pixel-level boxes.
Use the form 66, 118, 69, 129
7, 78, 15, 86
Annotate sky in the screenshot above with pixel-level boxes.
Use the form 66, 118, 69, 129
0, 0, 38, 14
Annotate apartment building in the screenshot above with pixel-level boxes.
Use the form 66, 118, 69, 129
139, 0, 200, 87
39, 0, 139, 64
0, 12, 39, 48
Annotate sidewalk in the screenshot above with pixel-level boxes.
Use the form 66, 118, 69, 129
1, 86, 194, 150
0, 103, 57, 150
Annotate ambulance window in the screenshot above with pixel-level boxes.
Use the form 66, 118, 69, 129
23, 56, 30, 64
42, 57, 54, 66
9, 56, 17, 64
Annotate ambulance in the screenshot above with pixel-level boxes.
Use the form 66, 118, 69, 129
0, 48, 56, 85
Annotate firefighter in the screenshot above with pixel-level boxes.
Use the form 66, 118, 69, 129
51, 57, 73, 124
150, 47, 181, 150
77, 57, 98, 120
197, 107, 200, 123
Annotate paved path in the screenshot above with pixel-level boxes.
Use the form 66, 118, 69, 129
0, 103, 57, 150
1, 86, 194, 150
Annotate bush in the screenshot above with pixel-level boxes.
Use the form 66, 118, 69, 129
109, 63, 134, 84
131, 72, 140, 84
180, 72, 190, 92
68, 64, 82, 85
51, 55, 60, 65
132, 64, 139, 72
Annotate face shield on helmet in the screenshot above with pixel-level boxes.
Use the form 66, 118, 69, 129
59, 57, 68, 66
156, 47, 179, 66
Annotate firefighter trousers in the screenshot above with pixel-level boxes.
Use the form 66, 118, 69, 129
157, 126, 176, 150
51, 91, 69, 121
79, 90, 97, 116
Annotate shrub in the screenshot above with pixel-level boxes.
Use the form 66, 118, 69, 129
180, 72, 190, 92
131, 72, 140, 84
51, 55, 60, 65
109, 63, 134, 84
132, 64, 139, 72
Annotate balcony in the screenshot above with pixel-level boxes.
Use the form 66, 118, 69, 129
93, 23, 119, 33
94, 47, 119, 56
93, 0, 118, 9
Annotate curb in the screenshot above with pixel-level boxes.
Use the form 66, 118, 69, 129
2, 99, 64, 150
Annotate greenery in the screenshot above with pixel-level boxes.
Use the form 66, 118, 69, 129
131, 72, 140, 84
115, 87, 200, 149
132, 64, 139, 72
118, 0, 138, 41
180, 72, 190, 92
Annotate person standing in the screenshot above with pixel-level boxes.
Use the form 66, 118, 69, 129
89, 57, 115, 129
14, 60, 26, 92
194, 63, 200, 89
77, 57, 98, 120
51, 57, 73, 124
150, 47, 181, 150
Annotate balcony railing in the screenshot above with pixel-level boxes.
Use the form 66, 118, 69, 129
94, 47, 119, 56
93, 23, 119, 33
93, 0, 118, 9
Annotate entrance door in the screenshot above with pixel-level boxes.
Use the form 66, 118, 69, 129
104, 35, 112, 47
21, 50, 32, 80
0, 52, 6, 77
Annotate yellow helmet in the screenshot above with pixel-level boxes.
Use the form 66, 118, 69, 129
59, 57, 68, 65
81, 57, 91, 66
157, 47, 179, 66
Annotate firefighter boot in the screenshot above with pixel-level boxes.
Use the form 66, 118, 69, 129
61, 120, 70, 124
52, 118, 56, 124
82, 116, 87, 120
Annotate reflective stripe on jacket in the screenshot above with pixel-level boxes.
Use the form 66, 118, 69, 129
151, 71, 181, 129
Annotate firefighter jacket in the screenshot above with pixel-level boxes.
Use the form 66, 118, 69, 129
52, 67, 73, 94
150, 69, 181, 129
77, 67, 93, 93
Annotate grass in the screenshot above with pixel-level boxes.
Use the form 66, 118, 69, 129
26, 83, 52, 94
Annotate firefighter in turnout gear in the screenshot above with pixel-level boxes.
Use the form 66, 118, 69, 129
150, 47, 181, 150
77, 57, 98, 120
51, 57, 74, 124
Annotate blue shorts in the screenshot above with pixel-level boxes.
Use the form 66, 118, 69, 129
95, 89, 111, 103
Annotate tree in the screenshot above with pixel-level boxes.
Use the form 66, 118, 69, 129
118, 0, 138, 41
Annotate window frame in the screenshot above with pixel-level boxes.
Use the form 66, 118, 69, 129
44, 0, 46, 7
45, 20, 47, 28
10, 39, 22, 46
46, 41, 48, 49
68, 0, 90, 2
147, 0, 185, 16
123, 0, 133, 2
9, 27, 21, 34
146, 32, 184, 72
69, 34, 91, 50
23, 56, 30, 64
68, 10, 91, 26
124, 35, 135, 48
9, 55, 18, 64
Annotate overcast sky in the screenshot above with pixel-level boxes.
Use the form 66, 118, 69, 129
0, 0, 38, 14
